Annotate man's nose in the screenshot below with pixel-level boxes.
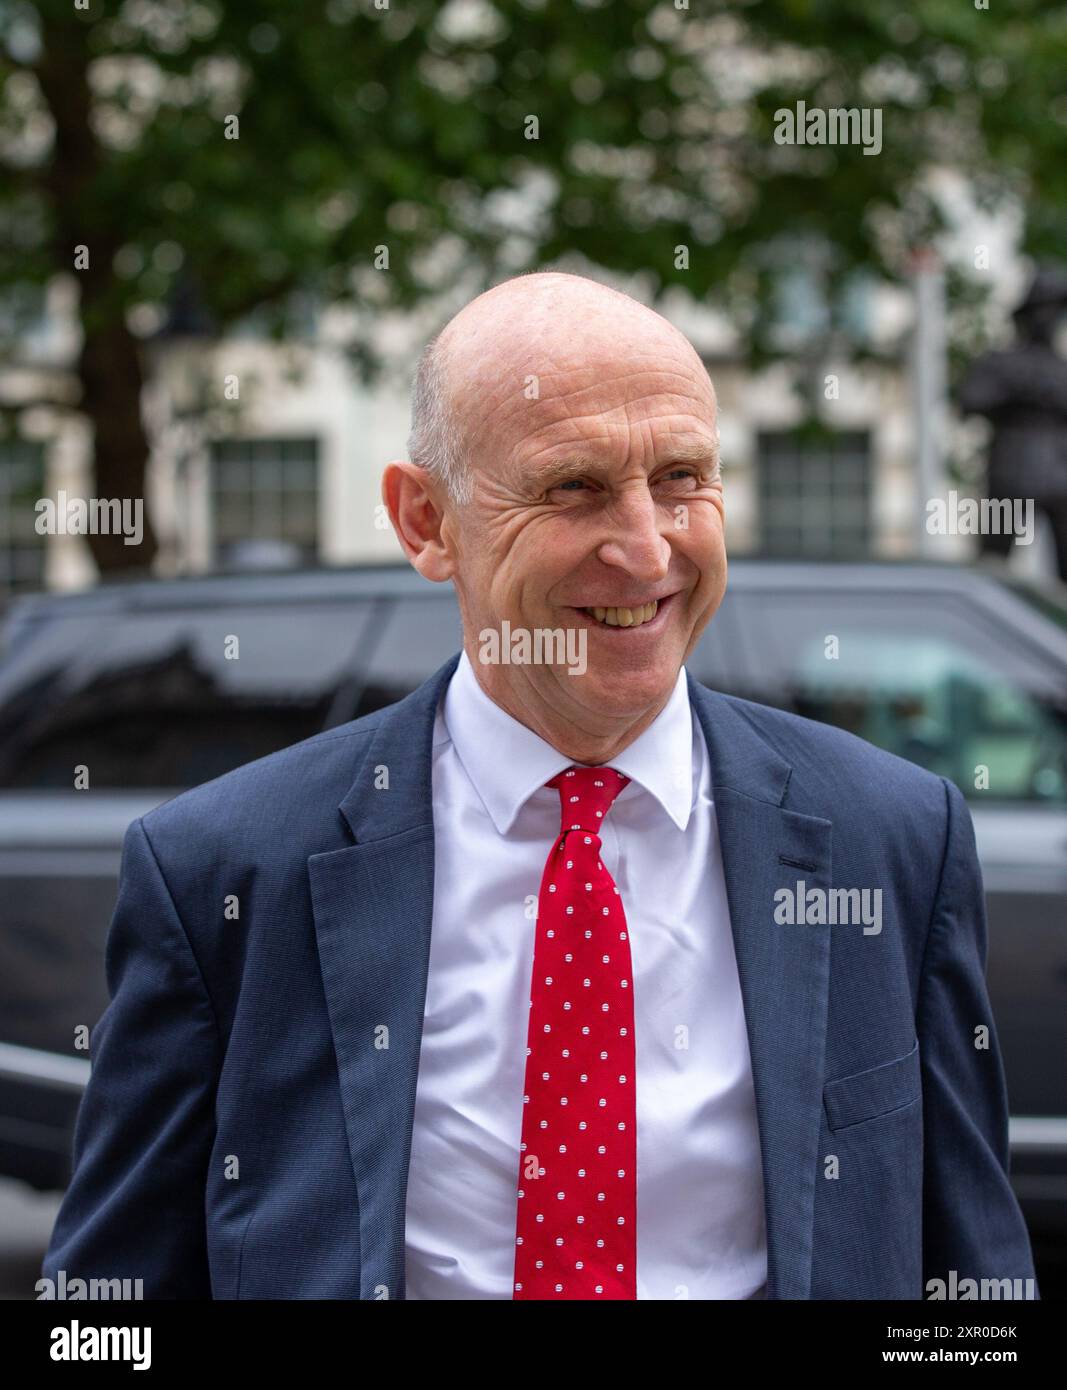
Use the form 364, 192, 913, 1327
596, 485, 672, 580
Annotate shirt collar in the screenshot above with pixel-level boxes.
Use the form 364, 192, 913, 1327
440, 647, 697, 835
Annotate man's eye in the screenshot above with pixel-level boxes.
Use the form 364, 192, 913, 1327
552, 469, 698, 495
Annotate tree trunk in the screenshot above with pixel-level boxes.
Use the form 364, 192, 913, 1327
75, 298, 158, 575
34, 12, 158, 576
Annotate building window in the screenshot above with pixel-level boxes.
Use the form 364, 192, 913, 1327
0, 439, 47, 592
210, 437, 319, 566
757, 429, 872, 557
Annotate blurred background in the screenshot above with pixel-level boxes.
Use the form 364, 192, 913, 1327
1, 0, 1065, 1298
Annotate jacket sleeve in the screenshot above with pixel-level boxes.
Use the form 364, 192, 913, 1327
918, 776, 1038, 1296
40, 815, 220, 1298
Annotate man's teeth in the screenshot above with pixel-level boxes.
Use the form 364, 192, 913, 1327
582, 600, 659, 628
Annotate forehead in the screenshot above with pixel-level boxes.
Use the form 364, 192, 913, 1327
454, 333, 718, 468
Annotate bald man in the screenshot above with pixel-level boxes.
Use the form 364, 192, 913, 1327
43, 273, 1035, 1301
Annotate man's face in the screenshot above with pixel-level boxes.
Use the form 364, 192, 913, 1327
440, 323, 726, 727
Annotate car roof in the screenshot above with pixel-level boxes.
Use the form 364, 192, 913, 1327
2, 554, 1039, 617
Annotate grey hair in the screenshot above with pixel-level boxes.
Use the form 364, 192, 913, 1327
406, 333, 473, 506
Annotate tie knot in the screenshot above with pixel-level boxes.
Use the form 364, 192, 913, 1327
547, 765, 631, 835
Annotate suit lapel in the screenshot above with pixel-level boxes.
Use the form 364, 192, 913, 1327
309, 653, 831, 1301
688, 674, 832, 1300
308, 651, 461, 1300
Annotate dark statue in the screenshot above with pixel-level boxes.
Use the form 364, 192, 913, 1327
956, 267, 1067, 579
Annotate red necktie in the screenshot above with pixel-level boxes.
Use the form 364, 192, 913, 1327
513, 765, 637, 1299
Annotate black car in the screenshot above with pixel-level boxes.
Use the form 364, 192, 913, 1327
1, 558, 1066, 1233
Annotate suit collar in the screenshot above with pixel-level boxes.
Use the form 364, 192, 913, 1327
684, 668, 792, 807
336, 649, 796, 840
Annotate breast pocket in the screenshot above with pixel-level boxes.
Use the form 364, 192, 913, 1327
823, 1038, 921, 1132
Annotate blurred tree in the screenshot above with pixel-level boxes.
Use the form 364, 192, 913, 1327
0, 0, 1064, 572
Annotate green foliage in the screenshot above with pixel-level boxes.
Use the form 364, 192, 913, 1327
3, 0, 1065, 370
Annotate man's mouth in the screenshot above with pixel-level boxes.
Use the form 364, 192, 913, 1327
573, 594, 675, 628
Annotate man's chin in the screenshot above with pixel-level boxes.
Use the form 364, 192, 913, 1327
555, 659, 680, 715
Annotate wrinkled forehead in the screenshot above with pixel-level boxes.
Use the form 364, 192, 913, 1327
443, 299, 717, 468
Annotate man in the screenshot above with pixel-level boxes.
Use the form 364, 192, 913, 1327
43, 272, 1035, 1300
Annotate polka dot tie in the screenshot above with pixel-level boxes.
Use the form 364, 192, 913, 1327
512, 765, 637, 1300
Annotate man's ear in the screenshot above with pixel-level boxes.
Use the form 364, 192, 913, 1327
381, 460, 455, 582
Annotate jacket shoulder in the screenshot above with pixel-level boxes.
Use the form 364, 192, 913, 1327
139, 705, 389, 850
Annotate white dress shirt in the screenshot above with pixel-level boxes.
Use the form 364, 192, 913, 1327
403, 648, 767, 1299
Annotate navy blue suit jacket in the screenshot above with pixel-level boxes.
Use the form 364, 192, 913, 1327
42, 651, 1036, 1298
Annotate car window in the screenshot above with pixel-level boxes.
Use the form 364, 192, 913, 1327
0, 601, 376, 789
730, 590, 1067, 803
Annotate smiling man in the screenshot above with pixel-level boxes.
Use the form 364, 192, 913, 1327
43, 271, 1035, 1301
387, 272, 727, 765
